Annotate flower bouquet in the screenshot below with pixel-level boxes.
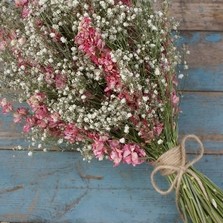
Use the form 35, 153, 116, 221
1, 0, 223, 222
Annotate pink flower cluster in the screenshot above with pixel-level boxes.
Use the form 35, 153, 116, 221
42, 66, 67, 89
75, 17, 122, 92
92, 136, 146, 166
26, 93, 82, 141
0, 94, 82, 144
115, 0, 132, 6
0, 98, 13, 114
15, 0, 31, 18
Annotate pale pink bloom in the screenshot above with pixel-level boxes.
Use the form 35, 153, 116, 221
115, 0, 132, 6
18, 37, 26, 46
48, 113, 63, 128
34, 105, 48, 119
22, 6, 31, 18
36, 119, 48, 129
92, 136, 109, 160
123, 144, 146, 166
28, 93, 46, 108
0, 98, 13, 114
13, 107, 28, 123
110, 148, 123, 166
75, 17, 122, 92
15, 0, 28, 7
153, 123, 163, 136
49, 112, 60, 123
55, 74, 67, 89
26, 116, 36, 126
0, 41, 6, 51
63, 124, 80, 143
13, 113, 22, 123
109, 140, 123, 166
171, 92, 179, 105
23, 124, 31, 133
23, 116, 36, 133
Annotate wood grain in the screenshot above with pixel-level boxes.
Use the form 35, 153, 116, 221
166, 1, 223, 31
0, 150, 222, 223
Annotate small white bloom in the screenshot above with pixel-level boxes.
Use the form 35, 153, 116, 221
155, 68, 160, 76
60, 37, 67, 43
28, 151, 33, 156
120, 98, 126, 104
178, 74, 184, 79
81, 95, 86, 100
158, 139, 163, 145
50, 33, 56, 38
127, 113, 132, 118
57, 139, 63, 144
124, 125, 129, 134
119, 138, 125, 144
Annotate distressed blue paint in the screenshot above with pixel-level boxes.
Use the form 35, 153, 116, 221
179, 92, 223, 135
0, 150, 222, 223
175, 32, 201, 46
205, 33, 222, 43
178, 65, 223, 91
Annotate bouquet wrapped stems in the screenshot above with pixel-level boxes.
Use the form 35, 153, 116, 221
151, 135, 223, 223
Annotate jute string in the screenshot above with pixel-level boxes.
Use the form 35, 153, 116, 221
151, 135, 208, 208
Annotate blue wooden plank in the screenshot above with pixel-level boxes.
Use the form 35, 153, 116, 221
179, 92, 223, 136
179, 65, 223, 92
177, 32, 223, 92
0, 150, 222, 223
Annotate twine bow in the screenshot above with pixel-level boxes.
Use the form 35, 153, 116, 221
151, 135, 208, 204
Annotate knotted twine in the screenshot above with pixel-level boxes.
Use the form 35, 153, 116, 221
151, 135, 208, 209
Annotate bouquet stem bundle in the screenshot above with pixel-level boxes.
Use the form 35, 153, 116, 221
0, 0, 223, 222
151, 135, 223, 222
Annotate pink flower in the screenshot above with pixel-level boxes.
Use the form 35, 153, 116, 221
23, 124, 31, 133
75, 17, 122, 92
18, 37, 26, 46
23, 116, 36, 133
115, 0, 132, 6
55, 74, 67, 89
123, 144, 146, 166
153, 123, 163, 136
28, 93, 46, 108
109, 140, 123, 166
171, 91, 179, 105
36, 119, 48, 129
13, 107, 28, 123
110, 148, 123, 167
15, 0, 28, 7
92, 136, 109, 160
34, 105, 49, 119
63, 124, 80, 143
0, 41, 6, 51
0, 98, 13, 114
22, 6, 31, 18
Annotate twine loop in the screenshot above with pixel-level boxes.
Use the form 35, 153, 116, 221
151, 134, 208, 202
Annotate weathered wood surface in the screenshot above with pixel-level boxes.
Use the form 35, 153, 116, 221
1, 8, 223, 223
169, 1, 223, 31
0, 151, 223, 223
